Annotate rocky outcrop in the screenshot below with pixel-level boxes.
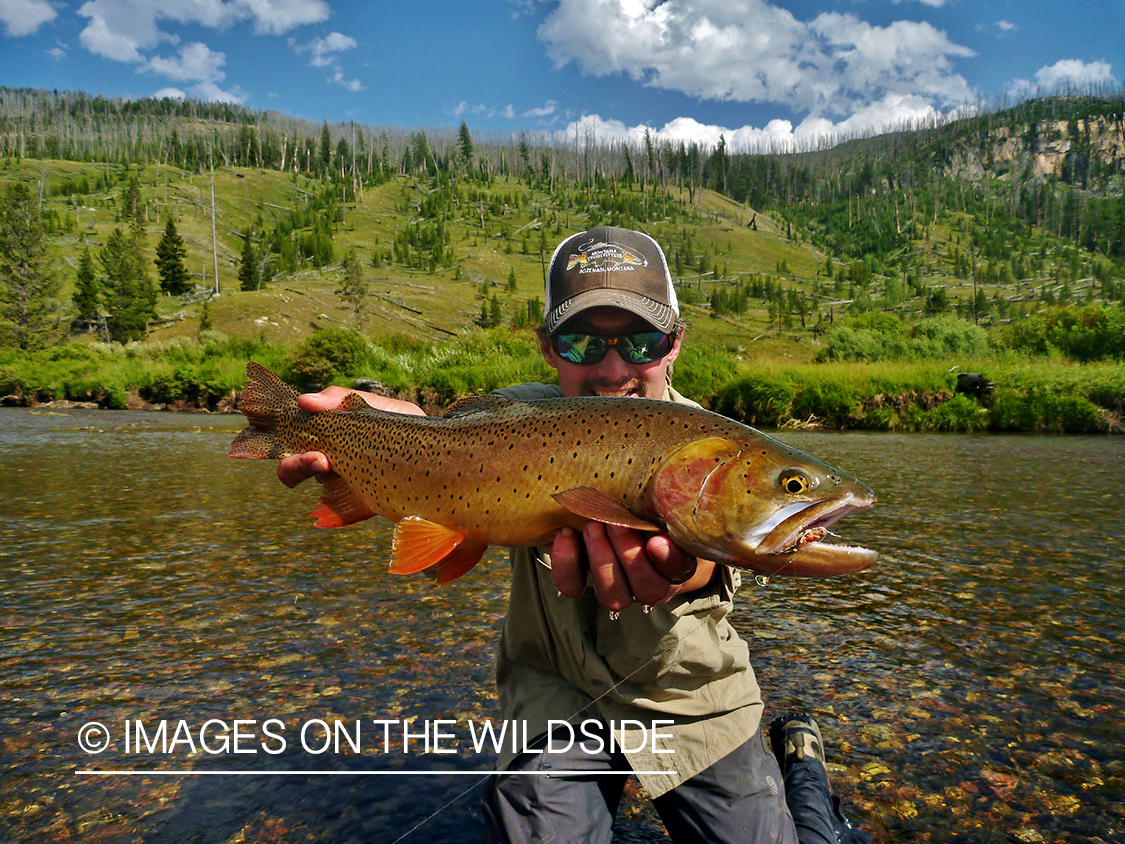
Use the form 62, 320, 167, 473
942, 115, 1125, 187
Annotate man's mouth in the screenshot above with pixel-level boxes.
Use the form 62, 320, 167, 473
588, 381, 643, 398
592, 387, 636, 397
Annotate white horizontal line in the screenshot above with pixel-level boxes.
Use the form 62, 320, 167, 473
76, 769, 674, 777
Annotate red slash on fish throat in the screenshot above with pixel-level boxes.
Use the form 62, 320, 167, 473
229, 363, 878, 582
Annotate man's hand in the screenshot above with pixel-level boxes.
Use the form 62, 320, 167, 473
276, 387, 424, 488
550, 523, 717, 611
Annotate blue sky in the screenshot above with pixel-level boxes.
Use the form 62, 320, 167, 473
1, 0, 1122, 151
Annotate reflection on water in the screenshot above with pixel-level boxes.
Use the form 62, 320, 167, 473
1, 408, 1122, 842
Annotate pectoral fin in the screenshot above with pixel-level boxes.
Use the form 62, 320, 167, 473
310, 476, 376, 528
551, 487, 661, 532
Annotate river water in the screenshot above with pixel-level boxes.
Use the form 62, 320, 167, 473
1, 407, 1122, 843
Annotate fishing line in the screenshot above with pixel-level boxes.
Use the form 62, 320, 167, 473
389, 582, 718, 841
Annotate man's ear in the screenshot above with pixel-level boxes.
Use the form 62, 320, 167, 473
540, 333, 561, 371
664, 327, 683, 365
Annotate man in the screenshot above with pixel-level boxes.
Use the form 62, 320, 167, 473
278, 227, 868, 843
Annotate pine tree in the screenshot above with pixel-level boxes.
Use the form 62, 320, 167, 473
198, 298, 213, 336
335, 248, 368, 330
0, 181, 66, 349
507, 267, 518, 293
101, 227, 154, 343
457, 122, 474, 169
73, 246, 100, 324
319, 121, 333, 174
155, 217, 190, 295
238, 230, 260, 292
109, 176, 158, 340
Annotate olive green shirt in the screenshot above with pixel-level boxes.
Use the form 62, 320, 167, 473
492, 383, 763, 798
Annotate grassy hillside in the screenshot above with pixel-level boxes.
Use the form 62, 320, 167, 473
1, 91, 1124, 431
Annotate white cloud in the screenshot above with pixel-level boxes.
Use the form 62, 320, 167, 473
300, 31, 357, 67
1006, 59, 1117, 101
239, 0, 330, 35
76, 0, 329, 62
557, 92, 954, 154
146, 42, 227, 83
153, 87, 187, 100
78, 8, 147, 62
453, 101, 518, 120
330, 70, 363, 91
0, 0, 57, 37
192, 80, 246, 103
141, 41, 245, 103
47, 46, 66, 60
538, 0, 975, 116
1035, 58, 1116, 90
524, 100, 558, 118
978, 19, 1016, 38
291, 31, 363, 91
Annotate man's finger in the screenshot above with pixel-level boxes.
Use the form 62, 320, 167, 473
549, 527, 588, 598
277, 451, 331, 488
584, 522, 634, 612
605, 526, 680, 607
644, 535, 697, 584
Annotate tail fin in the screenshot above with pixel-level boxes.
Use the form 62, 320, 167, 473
228, 362, 300, 459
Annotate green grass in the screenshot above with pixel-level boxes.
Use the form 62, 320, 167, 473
3, 333, 1122, 433
713, 358, 1125, 433
3, 157, 1124, 432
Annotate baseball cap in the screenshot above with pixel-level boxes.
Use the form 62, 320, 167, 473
544, 226, 679, 334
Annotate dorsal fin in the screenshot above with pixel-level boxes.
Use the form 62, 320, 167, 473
338, 392, 371, 412
552, 487, 661, 532
443, 394, 515, 418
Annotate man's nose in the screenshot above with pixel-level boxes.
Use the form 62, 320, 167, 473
593, 345, 633, 377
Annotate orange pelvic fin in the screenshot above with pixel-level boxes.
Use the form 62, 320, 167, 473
390, 517, 468, 575
552, 487, 660, 532
310, 475, 376, 528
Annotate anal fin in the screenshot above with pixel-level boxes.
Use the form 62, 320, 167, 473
433, 539, 488, 584
551, 487, 660, 532
310, 475, 377, 528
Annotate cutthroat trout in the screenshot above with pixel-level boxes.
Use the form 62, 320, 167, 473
229, 363, 877, 582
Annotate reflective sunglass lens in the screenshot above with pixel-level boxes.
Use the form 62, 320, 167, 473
554, 330, 674, 366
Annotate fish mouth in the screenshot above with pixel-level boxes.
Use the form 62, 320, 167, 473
735, 493, 878, 577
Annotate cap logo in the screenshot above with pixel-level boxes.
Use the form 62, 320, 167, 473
565, 239, 647, 274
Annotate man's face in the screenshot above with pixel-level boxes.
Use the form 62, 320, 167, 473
540, 306, 682, 399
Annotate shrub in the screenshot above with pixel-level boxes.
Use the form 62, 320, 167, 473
674, 343, 739, 406
817, 315, 987, 362
989, 388, 1103, 433
996, 305, 1125, 361
910, 315, 989, 358
791, 380, 862, 426
919, 394, 988, 432
286, 327, 372, 388
714, 374, 797, 425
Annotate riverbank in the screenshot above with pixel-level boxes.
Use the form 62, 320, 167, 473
3, 329, 1123, 432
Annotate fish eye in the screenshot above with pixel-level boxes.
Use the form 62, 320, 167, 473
780, 472, 811, 495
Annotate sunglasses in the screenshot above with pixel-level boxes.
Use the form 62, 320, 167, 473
552, 328, 677, 366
